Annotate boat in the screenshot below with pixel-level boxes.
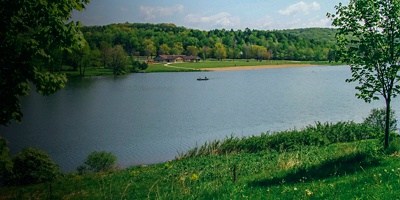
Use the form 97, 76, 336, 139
197, 77, 209, 81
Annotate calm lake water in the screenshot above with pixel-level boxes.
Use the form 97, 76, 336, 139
1, 65, 398, 172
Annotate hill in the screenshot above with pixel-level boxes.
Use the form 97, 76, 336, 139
81, 23, 337, 62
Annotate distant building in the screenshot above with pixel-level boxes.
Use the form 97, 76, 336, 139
153, 55, 201, 63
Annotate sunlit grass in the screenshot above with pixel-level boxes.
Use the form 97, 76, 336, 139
1, 132, 399, 199
169, 59, 336, 69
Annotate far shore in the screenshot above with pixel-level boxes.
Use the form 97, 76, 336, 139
200, 64, 322, 71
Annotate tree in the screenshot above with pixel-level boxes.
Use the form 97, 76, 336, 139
214, 42, 227, 60
251, 45, 267, 61
109, 45, 129, 75
65, 41, 91, 76
10, 148, 60, 185
328, 0, 400, 148
186, 45, 199, 56
158, 44, 171, 55
0, 0, 90, 125
77, 151, 117, 174
143, 39, 156, 59
100, 41, 112, 68
170, 42, 184, 55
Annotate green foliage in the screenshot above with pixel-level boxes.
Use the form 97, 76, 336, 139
180, 121, 377, 158
109, 45, 129, 75
0, 0, 90, 125
77, 151, 117, 174
363, 108, 397, 133
9, 148, 60, 185
132, 59, 148, 71
2, 140, 399, 199
385, 137, 400, 155
328, 0, 400, 148
33, 70, 68, 96
81, 23, 336, 62
0, 137, 12, 178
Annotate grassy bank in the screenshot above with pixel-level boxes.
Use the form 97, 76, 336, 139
62, 60, 340, 77
1, 122, 399, 199
168, 60, 337, 70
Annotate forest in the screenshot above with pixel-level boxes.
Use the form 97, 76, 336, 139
63, 23, 337, 75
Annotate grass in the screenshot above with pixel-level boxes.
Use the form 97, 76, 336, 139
1, 122, 399, 199
61, 60, 339, 77
168, 60, 336, 70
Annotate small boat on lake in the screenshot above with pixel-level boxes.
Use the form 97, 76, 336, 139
197, 77, 209, 81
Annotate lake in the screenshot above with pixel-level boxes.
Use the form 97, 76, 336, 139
0, 65, 397, 172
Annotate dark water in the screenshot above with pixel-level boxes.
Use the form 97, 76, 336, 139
1, 66, 396, 172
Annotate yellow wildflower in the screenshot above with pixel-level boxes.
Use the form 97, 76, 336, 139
305, 189, 312, 196
190, 173, 199, 181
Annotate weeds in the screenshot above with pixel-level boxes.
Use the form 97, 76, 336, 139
180, 121, 377, 158
1, 122, 399, 199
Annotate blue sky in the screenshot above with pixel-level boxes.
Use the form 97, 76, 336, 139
71, 0, 349, 30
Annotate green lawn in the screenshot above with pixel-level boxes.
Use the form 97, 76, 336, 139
167, 60, 336, 70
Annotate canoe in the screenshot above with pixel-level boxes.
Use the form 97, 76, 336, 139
197, 77, 209, 81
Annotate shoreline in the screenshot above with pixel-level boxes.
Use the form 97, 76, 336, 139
200, 64, 322, 71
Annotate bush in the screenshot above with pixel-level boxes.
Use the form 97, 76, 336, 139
77, 151, 117, 174
363, 107, 397, 133
10, 148, 60, 185
0, 137, 13, 179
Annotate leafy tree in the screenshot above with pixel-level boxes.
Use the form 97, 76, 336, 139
214, 42, 227, 60
109, 45, 129, 75
10, 148, 60, 185
0, 0, 90, 125
251, 45, 268, 61
201, 46, 212, 60
143, 39, 156, 59
77, 151, 117, 174
328, 0, 400, 148
65, 41, 91, 76
242, 44, 252, 61
100, 41, 112, 68
171, 42, 184, 55
158, 44, 171, 55
185, 45, 199, 56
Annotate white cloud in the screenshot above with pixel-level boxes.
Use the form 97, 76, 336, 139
278, 1, 320, 16
140, 4, 184, 20
308, 17, 331, 27
185, 12, 240, 29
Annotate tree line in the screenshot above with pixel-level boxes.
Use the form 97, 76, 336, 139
79, 23, 337, 63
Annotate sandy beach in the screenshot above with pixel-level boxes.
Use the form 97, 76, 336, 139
201, 64, 319, 71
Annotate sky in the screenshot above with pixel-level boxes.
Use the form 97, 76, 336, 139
71, 0, 349, 30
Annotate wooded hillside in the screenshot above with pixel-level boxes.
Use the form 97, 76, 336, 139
81, 23, 337, 62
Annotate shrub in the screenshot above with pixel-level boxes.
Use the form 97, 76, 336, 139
77, 151, 117, 174
0, 137, 13, 179
363, 107, 397, 133
10, 147, 60, 185
386, 137, 400, 155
